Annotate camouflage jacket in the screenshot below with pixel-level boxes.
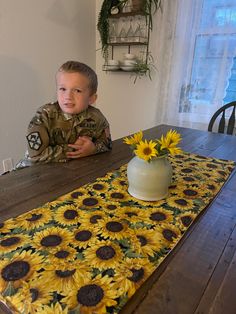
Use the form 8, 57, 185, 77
24, 102, 112, 164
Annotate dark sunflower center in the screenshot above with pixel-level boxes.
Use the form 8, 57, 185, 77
181, 216, 192, 227
64, 209, 78, 220
126, 211, 138, 217
175, 199, 188, 206
83, 198, 98, 206
183, 176, 195, 182
26, 213, 43, 222
96, 245, 115, 260
137, 235, 147, 246
163, 229, 177, 242
30, 288, 39, 302
128, 268, 144, 282
107, 204, 117, 210
150, 212, 166, 221
119, 180, 126, 186
93, 184, 104, 190
71, 191, 84, 198
55, 250, 70, 259
90, 215, 102, 224
75, 230, 92, 242
111, 192, 124, 199
183, 189, 197, 197
106, 221, 123, 232
77, 284, 104, 307
0, 223, 4, 228
207, 184, 216, 190
0, 236, 20, 247
143, 147, 152, 155
56, 269, 76, 278
206, 163, 217, 169
40, 235, 62, 247
181, 168, 193, 173
2, 261, 30, 281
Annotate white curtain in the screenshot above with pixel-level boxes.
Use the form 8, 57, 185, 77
158, 0, 236, 131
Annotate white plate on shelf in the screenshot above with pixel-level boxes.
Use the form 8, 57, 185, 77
105, 65, 120, 71
120, 65, 135, 71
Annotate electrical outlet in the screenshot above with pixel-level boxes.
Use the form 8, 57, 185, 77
3, 158, 13, 172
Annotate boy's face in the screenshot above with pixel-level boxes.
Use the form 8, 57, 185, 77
56, 71, 97, 115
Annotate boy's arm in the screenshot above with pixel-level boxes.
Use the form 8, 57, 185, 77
26, 108, 69, 163
93, 126, 112, 153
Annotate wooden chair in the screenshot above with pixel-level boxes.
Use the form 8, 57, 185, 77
208, 101, 236, 135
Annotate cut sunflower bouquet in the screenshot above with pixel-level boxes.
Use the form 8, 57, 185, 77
124, 129, 182, 162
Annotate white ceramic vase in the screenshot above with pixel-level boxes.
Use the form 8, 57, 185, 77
127, 155, 173, 201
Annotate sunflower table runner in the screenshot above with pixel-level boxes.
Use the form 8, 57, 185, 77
0, 152, 235, 314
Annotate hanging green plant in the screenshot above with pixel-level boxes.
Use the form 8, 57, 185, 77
97, 0, 161, 60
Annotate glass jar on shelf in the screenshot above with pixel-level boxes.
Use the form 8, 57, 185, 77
109, 19, 118, 43
117, 18, 128, 43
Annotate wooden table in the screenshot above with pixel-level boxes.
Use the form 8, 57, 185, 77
1, 124, 236, 314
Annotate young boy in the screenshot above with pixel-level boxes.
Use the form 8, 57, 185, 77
17, 61, 112, 167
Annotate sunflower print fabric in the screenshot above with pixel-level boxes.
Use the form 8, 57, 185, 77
0, 152, 235, 313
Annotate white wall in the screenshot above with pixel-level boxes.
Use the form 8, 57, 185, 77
95, 0, 164, 140
0, 0, 95, 173
0, 0, 170, 173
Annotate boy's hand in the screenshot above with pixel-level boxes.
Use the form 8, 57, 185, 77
67, 136, 96, 159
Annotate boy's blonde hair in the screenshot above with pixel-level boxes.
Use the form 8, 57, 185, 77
58, 61, 98, 95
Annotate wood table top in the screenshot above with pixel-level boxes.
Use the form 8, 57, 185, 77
1, 124, 236, 314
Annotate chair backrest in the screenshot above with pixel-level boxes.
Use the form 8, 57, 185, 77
208, 101, 236, 135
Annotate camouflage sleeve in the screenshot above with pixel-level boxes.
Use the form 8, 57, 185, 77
26, 107, 69, 163
92, 113, 112, 154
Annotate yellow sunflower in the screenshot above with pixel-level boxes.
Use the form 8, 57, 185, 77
16, 207, 52, 230
115, 206, 145, 224
69, 187, 89, 199
204, 181, 220, 194
180, 175, 197, 184
0, 218, 14, 234
39, 302, 68, 314
47, 246, 77, 265
32, 227, 73, 251
54, 204, 80, 226
103, 201, 120, 213
179, 186, 205, 199
84, 240, 124, 270
158, 129, 182, 155
114, 258, 155, 297
107, 189, 130, 203
0, 234, 30, 254
62, 275, 117, 313
87, 181, 110, 194
133, 228, 164, 257
5, 278, 53, 314
177, 212, 197, 231
155, 223, 181, 247
71, 225, 97, 249
95, 217, 130, 240
0, 250, 44, 293
123, 130, 143, 146
143, 207, 174, 226
166, 196, 195, 211
81, 210, 107, 227
134, 140, 158, 161
74, 195, 105, 210
43, 262, 89, 295
112, 177, 128, 190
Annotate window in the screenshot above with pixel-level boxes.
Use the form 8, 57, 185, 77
180, 0, 236, 116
